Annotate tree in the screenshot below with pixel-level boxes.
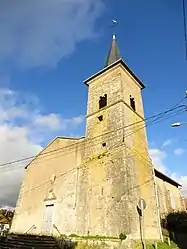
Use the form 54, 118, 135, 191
0, 209, 14, 226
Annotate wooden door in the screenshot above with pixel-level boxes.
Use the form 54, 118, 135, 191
43, 204, 54, 234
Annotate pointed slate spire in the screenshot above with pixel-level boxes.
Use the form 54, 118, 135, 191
105, 34, 121, 67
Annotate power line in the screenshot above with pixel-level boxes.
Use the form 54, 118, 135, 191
0, 108, 185, 170
20, 130, 186, 197
183, 0, 187, 60
0, 107, 185, 182
0, 104, 186, 170
17, 107, 186, 196
0, 108, 184, 199
20, 139, 155, 195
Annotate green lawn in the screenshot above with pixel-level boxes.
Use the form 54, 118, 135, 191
135, 241, 179, 249
147, 241, 178, 249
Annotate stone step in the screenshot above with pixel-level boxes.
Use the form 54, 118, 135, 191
8, 237, 57, 245
0, 234, 60, 249
9, 234, 55, 241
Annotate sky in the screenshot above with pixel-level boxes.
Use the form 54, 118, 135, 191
0, 0, 187, 207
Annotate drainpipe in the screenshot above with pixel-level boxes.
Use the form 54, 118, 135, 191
152, 167, 163, 242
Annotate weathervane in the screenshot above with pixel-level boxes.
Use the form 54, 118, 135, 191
112, 19, 118, 25
111, 19, 119, 38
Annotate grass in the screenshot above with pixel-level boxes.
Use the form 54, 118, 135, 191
134, 241, 179, 249
60, 233, 179, 249
75, 241, 179, 249
68, 234, 119, 240
157, 241, 179, 249
148, 241, 178, 249
75, 242, 107, 249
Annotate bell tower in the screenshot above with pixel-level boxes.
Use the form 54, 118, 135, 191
83, 35, 162, 239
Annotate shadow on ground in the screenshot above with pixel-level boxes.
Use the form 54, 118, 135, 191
56, 237, 78, 249
162, 211, 187, 249
170, 232, 187, 249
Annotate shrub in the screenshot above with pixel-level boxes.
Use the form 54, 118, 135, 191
161, 228, 169, 237
69, 234, 80, 238
119, 233, 127, 241
162, 211, 187, 233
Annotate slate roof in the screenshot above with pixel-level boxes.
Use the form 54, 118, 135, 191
105, 34, 121, 67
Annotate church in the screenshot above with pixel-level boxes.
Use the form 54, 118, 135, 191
10, 35, 185, 240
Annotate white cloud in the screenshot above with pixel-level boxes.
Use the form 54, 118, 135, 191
170, 173, 187, 197
149, 148, 168, 174
34, 114, 85, 131
0, 88, 84, 207
0, 88, 39, 124
149, 146, 187, 197
162, 139, 173, 148
0, 125, 43, 207
179, 176, 187, 197
0, 0, 104, 69
174, 148, 186, 156
34, 113, 63, 131
70, 115, 84, 125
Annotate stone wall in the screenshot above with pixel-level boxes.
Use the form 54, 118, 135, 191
10, 137, 85, 235
11, 61, 163, 240
156, 177, 185, 216
84, 64, 161, 240
56, 237, 133, 249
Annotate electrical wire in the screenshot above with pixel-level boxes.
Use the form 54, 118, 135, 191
20, 127, 186, 198
0, 107, 185, 193
0, 103, 186, 170
183, 0, 187, 60
1, 108, 185, 197
19, 108, 187, 196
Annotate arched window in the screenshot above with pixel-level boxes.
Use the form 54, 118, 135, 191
99, 94, 107, 109
170, 192, 176, 210
130, 95, 136, 111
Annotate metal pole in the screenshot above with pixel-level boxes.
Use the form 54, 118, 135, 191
141, 200, 146, 249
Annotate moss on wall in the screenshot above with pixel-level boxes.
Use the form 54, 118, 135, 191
68, 234, 122, 240
74, 241, 178, 249
75, 242, 108, 249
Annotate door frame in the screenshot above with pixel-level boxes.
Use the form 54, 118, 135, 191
42, 199, 56, 235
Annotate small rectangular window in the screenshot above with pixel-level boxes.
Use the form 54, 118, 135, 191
102, 142, 106, 147
98, 115, 103, 121
99, 94, 107, 109
130, 96, 136, 111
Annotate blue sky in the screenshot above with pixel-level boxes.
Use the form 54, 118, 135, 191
0, 0, 187, 207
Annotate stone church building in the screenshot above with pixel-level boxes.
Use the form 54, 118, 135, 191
10, 35, 185, 240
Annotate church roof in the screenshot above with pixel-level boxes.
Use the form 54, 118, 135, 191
25, 136, 85, 169
84, 58, 145, 89
105, 34, 121, 67
154, 168, 181, 187
84, 35, 145, 89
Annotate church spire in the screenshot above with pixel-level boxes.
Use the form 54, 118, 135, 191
105, 34, 121, 67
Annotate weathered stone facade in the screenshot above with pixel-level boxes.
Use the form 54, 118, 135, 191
10, 36, 184, 240
155, 169, 185, 216
83, 64, 163, 239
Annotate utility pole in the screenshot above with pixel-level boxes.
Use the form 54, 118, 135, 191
138, 198, 147, 249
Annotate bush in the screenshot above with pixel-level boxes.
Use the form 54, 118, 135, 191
162, 211, 187, 233
119, 233, 127, 241
60, 234, 68, 238
161, 228, 169, 237
69, 234, 80, 238
68, 234, 118, 240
